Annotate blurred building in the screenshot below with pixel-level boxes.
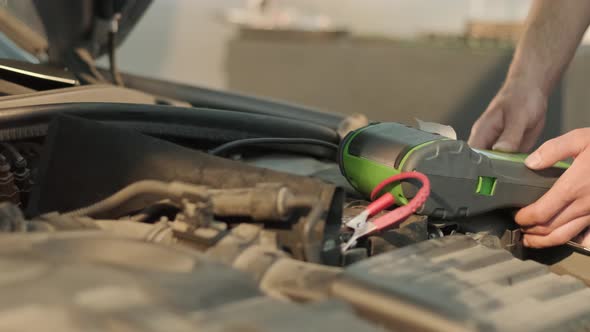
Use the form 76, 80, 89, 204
108, 0, 590, 144
110, 0, 540, 88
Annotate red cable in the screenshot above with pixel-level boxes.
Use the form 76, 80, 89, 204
365, 192, 396, 216
369, 171, 430, 231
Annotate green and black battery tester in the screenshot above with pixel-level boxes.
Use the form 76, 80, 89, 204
339, 122, 569, 219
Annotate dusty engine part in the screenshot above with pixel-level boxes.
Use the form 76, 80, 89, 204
5, 205, 176, 246
29, 115, 343, 264
30, 213, 100, 232
0, 143, 33, 204
96, 219, 177, 244
60, 180, 212, 221
0, 202, 177, 241
0, 231, 266, 332
53, 179, 325, 261
4, 212, 590, 332
6, 206, 342, 302
332, 235, 590, 332
367, 218, 429, 256
0, 155, 19, 205
207, 224, 341, 301
342, 200, 430, 259
191, 298, 384, 332
525, 244, 590, 287
68, 181, 317, 223
210, 183, 316, 222
549, 250, 590, 286
450, 210, 528, 259
0, 202, 27, 232
452, 210, 518, 239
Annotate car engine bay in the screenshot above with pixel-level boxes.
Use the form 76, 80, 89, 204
0, 68, 588, 331
0, 1, 589, 331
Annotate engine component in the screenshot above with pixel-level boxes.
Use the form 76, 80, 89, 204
61, 180, 211, 220
0, 202, 26, 232
29, 115, 343, 264
3, 203, 590, 332
191, 298, 384, 332
367, 217, 429, 256
0, 154, 19, 205
56, 180, 322, 246
332, 235, 590, 332
0, 231, 265, 332
207, 223, 341, 301
209, 137, 338, 159
209, 183, 317, 222
0, 142, 33, 204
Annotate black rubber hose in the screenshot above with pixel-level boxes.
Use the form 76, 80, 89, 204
0, 122, 254, 142
209, 137, 339, 156
0, 143, 26, 168
105, 70, 346, 129
0, 121, 337, 160
0, 102, 339, 143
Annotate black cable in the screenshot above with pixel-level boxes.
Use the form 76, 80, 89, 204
0, 103, 339, 143
110, 71, 346, 130
77, 122, 336, 159
0, 122, 338, 160
209, 137, 339, 156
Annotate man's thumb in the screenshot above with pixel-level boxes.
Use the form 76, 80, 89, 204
525, 129, 587, 169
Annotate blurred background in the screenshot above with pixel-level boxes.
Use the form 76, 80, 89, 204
22, 0, 590, 143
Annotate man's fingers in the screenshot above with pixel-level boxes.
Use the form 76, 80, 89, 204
523, 214, 590, 248
468, 109, 503, 149
519, 118, 545, 152
518, 130, 590, 227
515, 165, 580, 226
492, 113, 526, 152
521, 195, 590, 235
525, 129, 589, 169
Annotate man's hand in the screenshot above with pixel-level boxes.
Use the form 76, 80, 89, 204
468, 0, 590, 152
468, 78, 547, 152
516, 128, 590, 248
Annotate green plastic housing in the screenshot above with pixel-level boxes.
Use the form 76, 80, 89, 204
339, 122, 568, 219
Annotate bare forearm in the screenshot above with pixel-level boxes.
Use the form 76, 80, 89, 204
508, 0, 590, 96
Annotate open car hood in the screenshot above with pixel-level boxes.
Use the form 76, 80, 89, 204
1, 0, 152, 64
